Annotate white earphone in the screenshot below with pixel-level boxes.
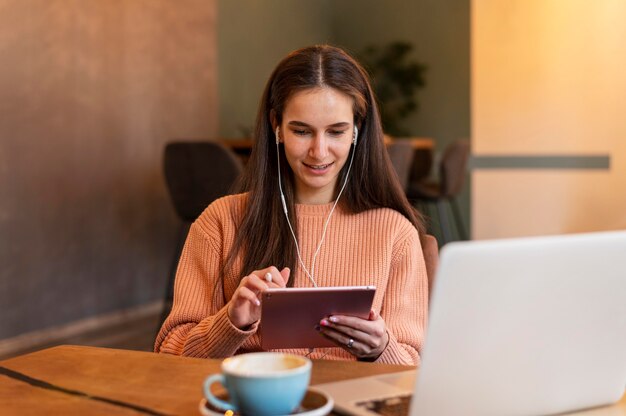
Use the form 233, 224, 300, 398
275, 124, 358, 286
276, 126, 288, 214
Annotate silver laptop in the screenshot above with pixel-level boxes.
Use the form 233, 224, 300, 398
313, 231, 626, 415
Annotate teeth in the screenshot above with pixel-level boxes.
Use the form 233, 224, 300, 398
306, 163, 331, 170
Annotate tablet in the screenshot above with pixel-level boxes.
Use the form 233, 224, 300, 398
260, 286, 376, 350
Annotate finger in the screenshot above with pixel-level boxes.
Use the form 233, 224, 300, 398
321, 323, 372, 348
244, 273, 271, 293
326, 314, 385, 336
249, 267, 285, 288
236, 286, 261, 307
368, 309, 377, 320
321, 317, 383, 349
318, 323, 363, 342
263, 266, 287, 288
278, 267, 290, 287
320, 318, 370, 342
318, 326, 370, 355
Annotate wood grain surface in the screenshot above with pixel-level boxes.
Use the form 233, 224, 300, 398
1, 345, 624, 416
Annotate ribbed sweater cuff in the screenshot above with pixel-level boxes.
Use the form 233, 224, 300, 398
373, 331, 419, 366
207, 306, 259, 357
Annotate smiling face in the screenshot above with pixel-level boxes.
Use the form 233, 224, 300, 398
277, 87, 355, 205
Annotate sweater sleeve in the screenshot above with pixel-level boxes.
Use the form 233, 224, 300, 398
154, 221, 257, 358
375, 229, 428, 365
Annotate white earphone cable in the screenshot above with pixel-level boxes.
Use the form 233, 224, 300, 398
276, 126, 357, 287
309, 145, 355, 282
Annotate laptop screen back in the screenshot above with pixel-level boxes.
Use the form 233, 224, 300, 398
412, 231, 626, 415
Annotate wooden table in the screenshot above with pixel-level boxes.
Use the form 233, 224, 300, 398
383, 136, 434, 150
0, 345, 408, 415
0, 345, 624, 415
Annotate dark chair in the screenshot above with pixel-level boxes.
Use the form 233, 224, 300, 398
159, 141, 244, 328
386, 138, 435, 190
407, 139, 470, 244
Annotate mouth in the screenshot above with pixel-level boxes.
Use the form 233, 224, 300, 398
303, 161, 334, 171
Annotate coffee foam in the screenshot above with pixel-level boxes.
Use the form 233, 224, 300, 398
226, 354, 307, 376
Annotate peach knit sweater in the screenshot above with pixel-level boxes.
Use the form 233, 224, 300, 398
155, 193, 428, 365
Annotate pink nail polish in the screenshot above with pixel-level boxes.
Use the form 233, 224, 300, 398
329, 316, 338, 323
320, 319, 329, 326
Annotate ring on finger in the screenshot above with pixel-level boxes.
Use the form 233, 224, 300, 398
347, 338, 354, 349
265, 273, 272, 283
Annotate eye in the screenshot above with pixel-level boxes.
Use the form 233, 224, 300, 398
292, 129, 310, 136
328, 129, 347, 137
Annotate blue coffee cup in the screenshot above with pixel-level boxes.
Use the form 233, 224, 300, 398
203, 352, 311, 416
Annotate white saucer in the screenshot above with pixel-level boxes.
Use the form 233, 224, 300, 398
198, 388, 334, 416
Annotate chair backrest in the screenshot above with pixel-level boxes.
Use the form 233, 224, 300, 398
419, 233, 439, 302
439, 139, 470, 197
164, 141, 243, 222
386, 140, 414, 191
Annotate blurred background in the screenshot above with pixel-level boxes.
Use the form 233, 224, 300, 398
1, 0, 624, 359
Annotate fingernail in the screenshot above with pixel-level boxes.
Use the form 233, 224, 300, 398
329, 316, 338, 323
255, 299, 260, 306
320, 319, 329, 326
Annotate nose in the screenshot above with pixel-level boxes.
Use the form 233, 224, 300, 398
308, 133, 328, 160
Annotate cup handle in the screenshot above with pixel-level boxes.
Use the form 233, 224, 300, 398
203, 374, 237, 412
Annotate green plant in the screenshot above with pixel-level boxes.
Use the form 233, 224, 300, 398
358, 41, 427, 136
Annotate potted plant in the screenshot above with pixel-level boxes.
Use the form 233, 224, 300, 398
358, 41, 427, 137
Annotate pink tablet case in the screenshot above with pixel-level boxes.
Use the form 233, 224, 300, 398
260, 286, 376, 349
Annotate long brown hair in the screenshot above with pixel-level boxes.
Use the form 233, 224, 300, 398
225, 45, 425, 286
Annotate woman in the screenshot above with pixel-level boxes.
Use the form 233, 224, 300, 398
155, 45, 428, 365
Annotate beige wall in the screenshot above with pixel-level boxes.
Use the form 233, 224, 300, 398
0, 0, 217, 338
472, 0, 626, 238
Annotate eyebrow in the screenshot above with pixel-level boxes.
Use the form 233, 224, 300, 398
287, 121, 351, 128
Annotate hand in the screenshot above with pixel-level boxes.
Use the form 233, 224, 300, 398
318, 309, 389, 360
227, 266, 289, 329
